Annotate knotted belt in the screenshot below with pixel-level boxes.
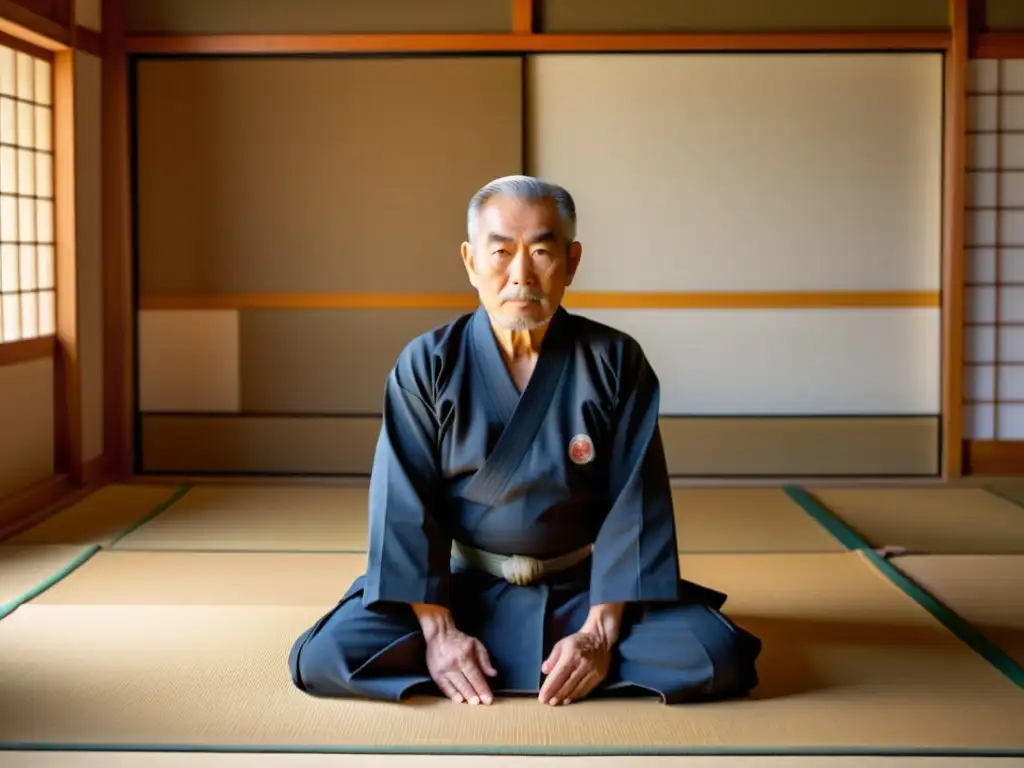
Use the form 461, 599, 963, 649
451, 541, 594, 586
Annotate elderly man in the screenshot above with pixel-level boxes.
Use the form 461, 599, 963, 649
288, 175, 761, 706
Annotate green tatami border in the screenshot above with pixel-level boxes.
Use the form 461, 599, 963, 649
0, 545, 101, 622
0, 743, 1021, 758
783, 485, 1024, 692
0, 484, 192, 622
0, 484, 1022, 756
109, 484, 193, 547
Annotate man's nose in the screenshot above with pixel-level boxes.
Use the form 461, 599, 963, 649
509, 247, 535, 284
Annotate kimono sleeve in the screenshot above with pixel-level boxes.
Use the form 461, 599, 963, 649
362, 350, 451, 609
589, 343, 680, 605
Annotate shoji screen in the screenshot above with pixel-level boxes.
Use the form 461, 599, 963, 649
964, 60, 1024, 443
134, 51, 945, 479
528, 53, 943, 476
134, 56, 523, 475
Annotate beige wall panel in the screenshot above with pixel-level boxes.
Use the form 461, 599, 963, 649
240, 306, 941, 416
239, 309, 465, 414
75, 0, 102, 30
538, 0, 948, 32
141, 415, 380, 475
577, 309, 940, 415
75, 51, 103, 460
0, 358, 54, 496
661, 417, 938, 477
126, 0, 511, 34
138, 310, 240, 413
987, 0, 1024, 29
135, 57, 521, 296
528, 53, 942, 292
139, 414, 936, 477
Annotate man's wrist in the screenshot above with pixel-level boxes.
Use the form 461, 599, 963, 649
410, 602, 456, 643
582, 601, 625, 646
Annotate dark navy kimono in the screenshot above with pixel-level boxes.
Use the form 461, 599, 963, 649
289, 306, 761, 703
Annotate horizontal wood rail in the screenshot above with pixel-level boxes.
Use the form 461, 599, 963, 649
75, 25, 102, 56
139, 290, 941, 311
972, 33, 1024, 59
0, 26, 52, 58
963, 439, 1024, 475
124, 31, 952, 55
0, 0, 103, 52
0, 336, 55, 367
0, 0, 68, 48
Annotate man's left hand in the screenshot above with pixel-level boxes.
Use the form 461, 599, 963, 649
538, 630, 611, 706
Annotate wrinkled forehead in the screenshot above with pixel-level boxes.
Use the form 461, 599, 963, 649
475, 195, 565, 244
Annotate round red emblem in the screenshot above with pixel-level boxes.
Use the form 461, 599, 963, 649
568, 434, 595, 465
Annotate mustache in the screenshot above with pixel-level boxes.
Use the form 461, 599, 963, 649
499, 286, 546, 302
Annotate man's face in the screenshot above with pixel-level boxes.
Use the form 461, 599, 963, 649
461, 195, 582, 331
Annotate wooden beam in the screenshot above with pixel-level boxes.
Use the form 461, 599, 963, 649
53, 45, 82, 484
101, 0, 133, 480
0, 0, 69, 48
0, 26, 53, 58
963, 440, 1024, 475
512, 0, 534, 35
942, 0, 968, 481
8, 0, 72, 27
0, 337, 54, 367
75, 24, 101, 56
138, 290, 943, 312
973, 32, 1024, 59
124, 31, 952, 55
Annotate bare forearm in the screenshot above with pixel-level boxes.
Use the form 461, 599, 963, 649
410, 602, 457, 643
582, 601, 625, 646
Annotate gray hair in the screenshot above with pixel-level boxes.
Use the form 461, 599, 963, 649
466, 175, 577, 245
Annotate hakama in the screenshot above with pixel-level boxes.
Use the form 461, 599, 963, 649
289, 306, 761, 703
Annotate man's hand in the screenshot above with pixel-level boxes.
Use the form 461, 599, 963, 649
538, 630, 611, 705
411, 603, 496, 705
538, 601, 625, 706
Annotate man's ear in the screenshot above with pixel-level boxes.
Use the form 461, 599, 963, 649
565, 241, 583, 286
461, 242, 479, 288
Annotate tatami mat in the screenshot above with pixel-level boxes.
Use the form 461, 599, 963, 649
1, 551, 1021, 754
109, 484, 839, 554
0, 546, 96, 616
889, 554, 1024, 669
32, 550, 356, 605
111, 485, 369, 551
804, 488, 1024, 554
982, 479, 1024, 508
672, 488, 843, 552
2, 485, 186, 547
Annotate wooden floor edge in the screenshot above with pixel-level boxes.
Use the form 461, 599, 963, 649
0, 457, 109, 543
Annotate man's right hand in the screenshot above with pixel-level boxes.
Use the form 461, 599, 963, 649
411, 603, 497, 705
